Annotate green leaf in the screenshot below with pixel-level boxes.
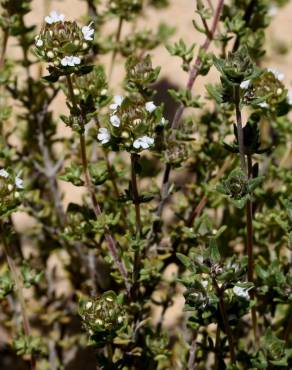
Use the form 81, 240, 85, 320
176, 253, 191, 268
209, 238, 220, 263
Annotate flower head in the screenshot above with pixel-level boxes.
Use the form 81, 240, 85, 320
45, 10, 65, 24
35, 35, 43, 47
15, 177, 24, 189
110, 95, 123, 110
240, 79, 250, 89
82, 22, 94, 41
97, 128, 110, 144
110, 115, 121, 127
61, 55, 81, 67
258, 101, 269, 109
267, 68, 284, 81
0, 169, 9, 178
133, 136, 154, 150
145, 101, 157, 113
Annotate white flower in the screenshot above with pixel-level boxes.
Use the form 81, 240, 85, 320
97, 128, 110, 144
109, 95, 123, 110
45, 10, 65, 24
0, 169, 9, 178
82, 22, 94, 41
268, 5, 278, 17
15, 177, 24, 189
258, 101, 269, 109
61, 56, 81, 67
233, 286, 250, 299
267, 68, 284, 81
160, 117, 167, 125
287, 90, 292, 105
145, 101, 157, 113
110, 115, 121, 127
35, 36, 43, 47
85, 301, 93, 309
133, 136, 154, 150
240, 80, 250, 89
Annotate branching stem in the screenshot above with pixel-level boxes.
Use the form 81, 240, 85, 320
156, 0, 224, 218
66, 74, 130, 293
108, 17, 123, 84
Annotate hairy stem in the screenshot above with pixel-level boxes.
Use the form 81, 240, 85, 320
213, 279, 236, 363
156, 0, 224, 217
234, 84, 247, 174
108, 17, 123, 83
66, 74, 130, 293
246, 154, 259, 345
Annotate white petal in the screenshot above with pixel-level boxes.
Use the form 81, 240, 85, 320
233, 286, 249, 299
110, 115, 120, 127
133, 136, 154, 150
97, 128, 110, 144
240, 80, 250, 89
268, 68, 284, 81
73, 56, 81, 65
114, 95, 123, 105
287, 90, 292, 105
61, 58, 67, 66
145, 101, 157, 113
258, 101, 269, 108
0, 169, 9, 178
133, 140, 141, 149
36, 39, 43, 47
45, 11, 65, 24
15, 177, 24, 189
268, 5, 278, 17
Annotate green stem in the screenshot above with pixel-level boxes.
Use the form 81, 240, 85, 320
234, 84, 247, 175
65, 74, 130, 293
213, 279, 236, 363
246, 154, 259, 345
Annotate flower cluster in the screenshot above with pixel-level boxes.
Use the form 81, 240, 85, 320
0, 168, 24, 216
241, 67, 287, 111
97, 94, 159, 152
34, 11, 94, 72
79, 291, 125, 339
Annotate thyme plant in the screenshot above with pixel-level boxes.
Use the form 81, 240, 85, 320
0, 0, 291, 369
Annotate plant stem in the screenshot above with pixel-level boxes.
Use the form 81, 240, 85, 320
214, 325, 221, 369
65, 74, 130, 293
0, 29, 9, 68
213, 279, 236, 364
108, 16, 123, 84
0, 223, 36, 370
187, 335, 197, 370
234, 84, 247, 174
130, 153, 141, 293
246, 154, 259, 345
235, 85, 258, 345
156, 0, 224, 218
